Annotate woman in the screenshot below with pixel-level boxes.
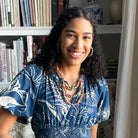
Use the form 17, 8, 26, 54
0, 7, 110, 138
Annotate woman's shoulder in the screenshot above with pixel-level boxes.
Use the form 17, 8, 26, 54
13, 64, 44, 82
95, 77, 109, 96
23, 64, 44, 74
96, 77, 108, 86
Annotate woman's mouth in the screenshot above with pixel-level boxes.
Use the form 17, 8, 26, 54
70, 52, 83, 58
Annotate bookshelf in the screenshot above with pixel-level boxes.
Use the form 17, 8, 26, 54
0, 25, 122, 36
0, 24, 121, 89
0, 1, 122, 138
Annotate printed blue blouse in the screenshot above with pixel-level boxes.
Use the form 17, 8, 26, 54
0, 64, 110, 138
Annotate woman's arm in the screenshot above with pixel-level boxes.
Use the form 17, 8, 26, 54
91, 124, 98, 138
0, 107, 18, 138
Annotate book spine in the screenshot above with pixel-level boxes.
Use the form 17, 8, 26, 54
23, 0, 29, 26
37, 0, 41, 26
58, 0, 64, 16
19, 37, 25, 70
1, 0, 6, 27
49, 0, 52, 26
17, 39, 23, 72
52, 0, 58, 26
0, 43, 2, 82
6, 48, 13, 82
0, 43, 8, 82
31, 0, 36, 26
11, 49, 16, 79
34, 0, 38, 26
27, 36, 33, 62
43, 0, 46, 26
7, 0, 11, 27
64, 0, 69, 9
40, 0, 43, 26
26, 0, 31, 26
10, 0, 15, 26
13, 0, 21, 26
13, 40, 19, 76
0, 1, 2, 26
46, 0, 49, 26
20, 0, 27, 26
5, 0, 9, 26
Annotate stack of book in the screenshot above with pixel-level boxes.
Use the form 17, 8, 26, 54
0, 36, 46, 82
0, 37, 25, 82
0, 0, 69, 27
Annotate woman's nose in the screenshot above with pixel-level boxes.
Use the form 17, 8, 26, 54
73, 37, 83, 49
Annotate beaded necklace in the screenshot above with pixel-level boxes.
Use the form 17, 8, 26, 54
56, 67, 84, 106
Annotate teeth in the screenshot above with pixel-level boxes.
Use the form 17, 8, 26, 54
72, 53, 82, 56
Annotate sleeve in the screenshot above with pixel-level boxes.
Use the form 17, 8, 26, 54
94, 77, 110, 124
0, 65, 42, 124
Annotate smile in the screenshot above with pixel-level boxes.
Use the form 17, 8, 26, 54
70, 52, 84, 58
72, 53, 83, 56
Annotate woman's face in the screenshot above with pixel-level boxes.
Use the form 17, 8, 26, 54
59, 18, 93, 67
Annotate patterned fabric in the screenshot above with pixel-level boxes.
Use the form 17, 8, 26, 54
0, 64, 110, 138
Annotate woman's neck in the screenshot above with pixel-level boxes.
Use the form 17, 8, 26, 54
58, 65, 81, 86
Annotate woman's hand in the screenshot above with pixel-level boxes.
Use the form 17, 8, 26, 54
0, 107, 17, 137
91, 124, 98, 138
0, 134, 12, 138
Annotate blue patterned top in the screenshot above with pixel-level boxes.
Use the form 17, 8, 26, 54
0, 64, 110, 138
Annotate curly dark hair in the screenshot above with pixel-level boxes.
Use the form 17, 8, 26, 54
28, 7, 107, 84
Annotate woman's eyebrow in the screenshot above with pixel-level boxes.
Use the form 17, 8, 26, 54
65, 29, 93, 35
65, 29, 76, 33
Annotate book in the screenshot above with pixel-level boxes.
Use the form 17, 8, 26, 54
24, 0, 29, 26
37, 0, 40, 26
0, 44, 2, 82
27, 36, 33, 62
26, 0, 32, 26
29, 0, 33, 26
0, 4, 2, 26
0, 0, 6, 27
5, 0, 9, 26
34, 0, 38, 26
0, 42, 8, 82
64, 0, 69, 9
17, 38, 24, 72
10, 0, 15, 26
19, 37, 26, 68
52, 0, 58, 26
40, 0, 43, 26
49, 0, 52, 26
11, 48, 16, 79
31, 0, 36, 26
13, 40, 19, 76
20, 0, 27, 26
43, 0, 47, 26
13, 0, 21, 26
46, 0, 50, 26
6, 48, 13, 82
58, 0, 64, 16
7, 0, 12, 27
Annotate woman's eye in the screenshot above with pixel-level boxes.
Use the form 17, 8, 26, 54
67, 34, 74, 38
83, 36, 91, 40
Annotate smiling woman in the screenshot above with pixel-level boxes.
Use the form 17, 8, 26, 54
0, 7, 110, 138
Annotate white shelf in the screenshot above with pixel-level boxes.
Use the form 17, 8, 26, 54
97, 25, 122, 34
0, 26, 53, 36
0, 25, 122, 36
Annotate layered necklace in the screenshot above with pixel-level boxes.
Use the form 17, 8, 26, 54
56, 67, 84, 106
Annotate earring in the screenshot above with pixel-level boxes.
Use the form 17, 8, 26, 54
88, 47, 93, 57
